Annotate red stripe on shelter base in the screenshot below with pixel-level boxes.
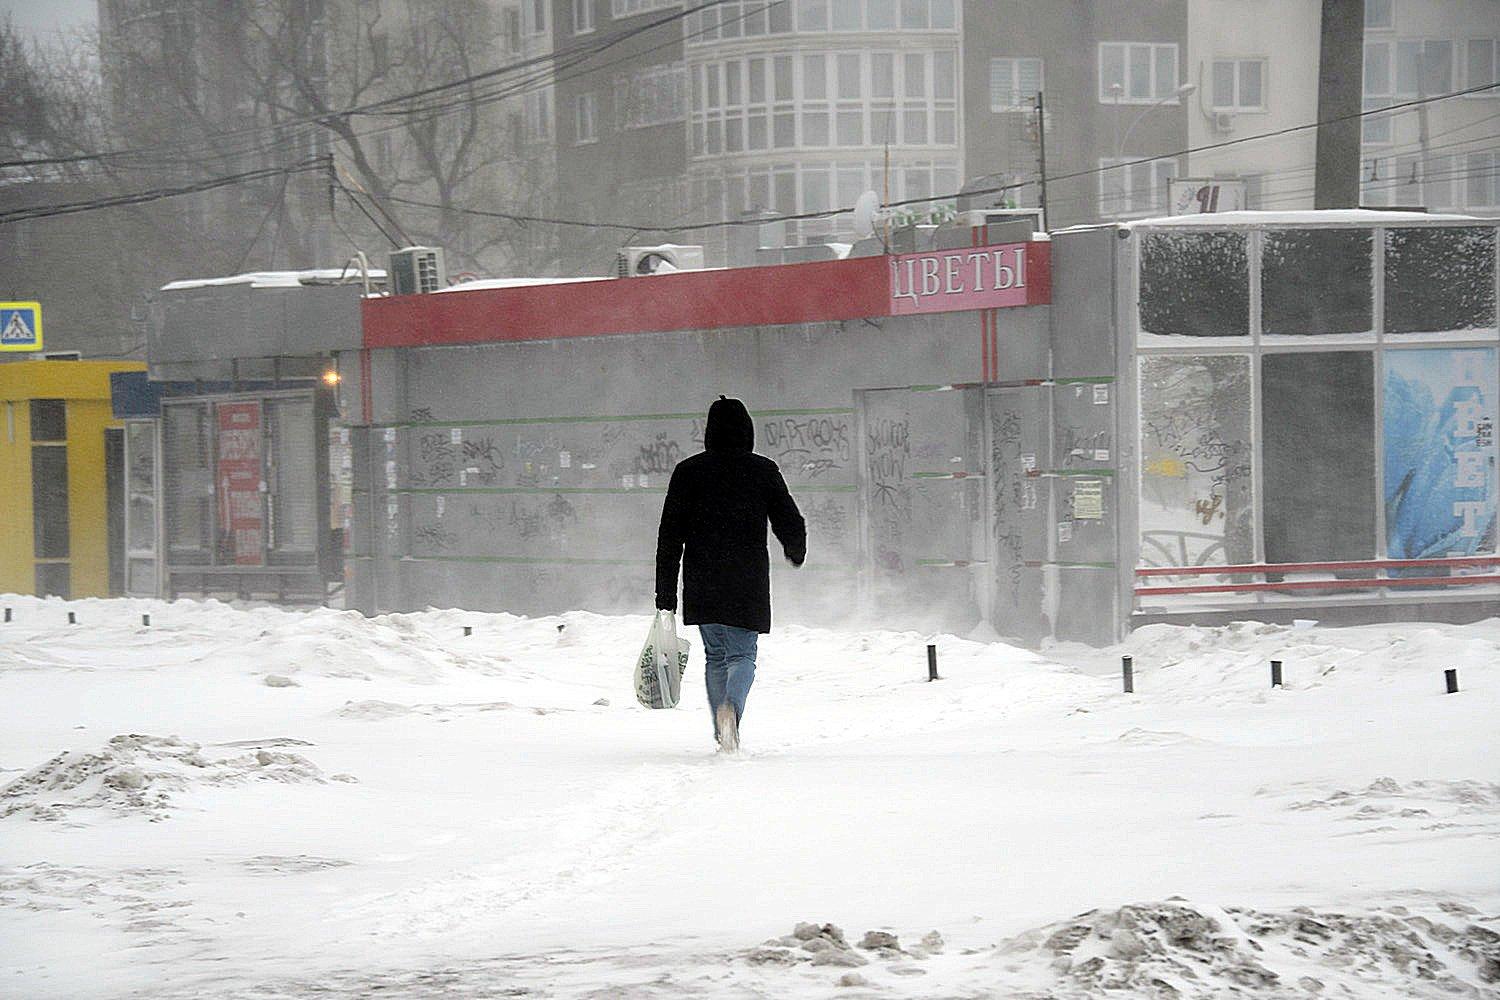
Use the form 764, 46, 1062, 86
1135, 554, 1500, 577
363, 255, 890, 349
1136, 573, 1500, 597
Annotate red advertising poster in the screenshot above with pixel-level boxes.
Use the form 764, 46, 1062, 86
216, 402, 264, 566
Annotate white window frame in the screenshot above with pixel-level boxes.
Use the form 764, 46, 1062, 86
1210, 58, 1267, 112
685, 0, 958, 42
1466, 150, 1498, 208
573, 0, 594, 34
989, 57, 1043, 112
525, 89, 552, 141
1098, 42, 1180, 104
1363, 41, 1393, 146
1465, 38, 1499, 96
1098, 156, 1176, 218
1393, 38, 1454, 97
1365, 0, 1394, 31
613, 0, 678, 18
525, 0, 549, 36
574, 92, 598, 144
689, 49, 957, 159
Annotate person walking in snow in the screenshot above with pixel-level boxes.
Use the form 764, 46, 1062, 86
655, 396, 806, 752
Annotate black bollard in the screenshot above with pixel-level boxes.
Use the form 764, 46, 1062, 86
67, 611, 76, 625
1445, 668, 1459, 694
462, 625, 472, 637
927, 644, 940, 682
142, 614, 151, 627
1271, 660, 1283, 688
1122, 655, 1134, 693
3, 607, 9, 623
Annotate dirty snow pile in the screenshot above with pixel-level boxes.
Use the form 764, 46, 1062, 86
0, 594, 1496, 999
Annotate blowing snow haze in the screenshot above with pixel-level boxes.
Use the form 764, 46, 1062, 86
1, 0, 1498, 996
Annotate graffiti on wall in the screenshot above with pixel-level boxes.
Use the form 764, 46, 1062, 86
764, 416, 852, 481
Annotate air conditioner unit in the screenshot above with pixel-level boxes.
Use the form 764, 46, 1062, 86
616, 244, 706, 278
388, 246, 447, 294
1212, 112, 1234, 133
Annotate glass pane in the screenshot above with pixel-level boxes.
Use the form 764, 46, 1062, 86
127, 558, 157, 596
1018, 58, 1041, 100
900, 0, 925, 29
769, 0, 792, 32
163, 402, 213, 556
1385, 348, 1498, 566
1385, 227, 1498, 334
1366, 0, 1392, 28
934, 109, 956, 144
1101, 44, 1125, 98
1138, 355, 1254, 567
1139, 231, 1250, 337
1211, 61, 1235, 107
1239, 61, 1262, 107
1154, 45, 1177, 97
269, 399, 316, 553
1422, 40, 1452, 95
1261, 229, 1373, 335
831, 0, 861, 30
1364, 42, 1390, 94
904, 53, 926, 97
35, 562, 69, 600
30, 399, 65, 442
837, 54, 860, 98
872, 53, 894, 97
1129, 45, 1152, 99
797, 0, 828, 31
804, 169, 830, 212
933, 51, 955, 99
903, 106, 927, 144
725, 111, 743, 151
837, 164, 865, 206
32, 445, 70, 558
1396, 40, 1420, 93
929, 0, 955, 28
903, 166, 931, 201
803, 54, 826, 99
748, 58, 766, 102
802, 110, 830, 145
868, 0, 895, 29
774, 111, 795, 147
774, 56, 793, 100
1262, 352, 1376, 564
1469, 39, 1496, 89
774, 170, 796, 214
725, 62, 741, 105
748, 112, 768, 148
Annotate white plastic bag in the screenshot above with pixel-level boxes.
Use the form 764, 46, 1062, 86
634, 611, 689, 709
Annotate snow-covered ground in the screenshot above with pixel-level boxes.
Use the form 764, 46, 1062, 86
1, 595, 1496, 998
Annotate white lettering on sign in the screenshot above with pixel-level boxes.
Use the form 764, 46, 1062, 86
1455, 500, 1486, 537
888, 243, 1039, 315
1453, 398, 1483, 437
1456, 450, 1487, 488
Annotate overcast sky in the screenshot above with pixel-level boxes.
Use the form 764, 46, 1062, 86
1, 0, 97, 42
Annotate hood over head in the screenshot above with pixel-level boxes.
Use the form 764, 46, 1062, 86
704, 395, 754, 452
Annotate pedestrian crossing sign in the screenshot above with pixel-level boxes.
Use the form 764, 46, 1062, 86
0, 302, 42, 352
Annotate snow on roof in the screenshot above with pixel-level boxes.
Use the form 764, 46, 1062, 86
1121, 209, 1487, 229
160, 268, 387, 292
433, 276, 610, 293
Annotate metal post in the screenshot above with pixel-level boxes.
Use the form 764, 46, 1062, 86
1271, 660, 1283, 687
3, 608, 9, 623
1445, 668, 1459, 694
142, 614, 151, 627
67, 611, 76, 625
462, 625, 472, 637
927, 644, 939, 681
1035, 91, 1049, 230
1122, 655, 1134, 693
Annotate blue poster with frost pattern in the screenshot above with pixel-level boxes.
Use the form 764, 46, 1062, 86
1384, 348, 1497, 565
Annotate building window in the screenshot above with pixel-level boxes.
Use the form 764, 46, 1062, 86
1210, 59, 1265, 111
1365, 0, 1393, 30
1099, 42, 1179, 103
685, 0, 957, 40
574, 92, 597, 143
1468, 38, 1498, 92
989, 57, 1042, 112
1098, 156, 1176, 217
1362, 41, 1392, 144
690, 49, 956, 157
573, 0, 594, 33
613, 0, 677, 17
1394, 39, 1453, 96
525, 0, 548, 35
1468, 151, 1499, 208
525, 89, 552, 141
619, 64, 687, 129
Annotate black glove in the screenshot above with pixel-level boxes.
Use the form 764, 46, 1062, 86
656, 596, 677, 612
785, 546, 806, 568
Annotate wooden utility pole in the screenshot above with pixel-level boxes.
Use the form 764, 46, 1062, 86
1314, 0, 1365, 208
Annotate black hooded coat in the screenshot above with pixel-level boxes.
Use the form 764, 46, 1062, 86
655, 397, 806, 633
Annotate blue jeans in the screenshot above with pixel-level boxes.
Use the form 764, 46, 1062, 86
700, 624, 758, 736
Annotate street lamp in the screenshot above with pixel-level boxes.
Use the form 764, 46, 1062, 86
1118, 82, 1197, 159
